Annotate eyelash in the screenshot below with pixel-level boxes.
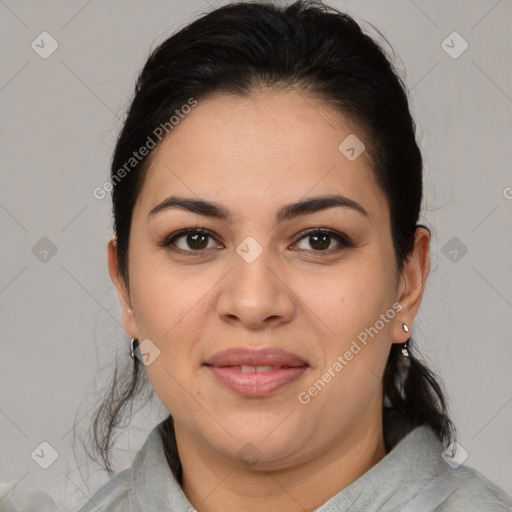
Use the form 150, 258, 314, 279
158, 227, 354, 257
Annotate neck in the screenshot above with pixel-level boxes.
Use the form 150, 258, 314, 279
175, 403, 387, 512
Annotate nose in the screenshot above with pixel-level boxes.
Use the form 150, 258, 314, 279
216, 247, 295, 330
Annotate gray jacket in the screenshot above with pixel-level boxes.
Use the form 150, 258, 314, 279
2, 421, 511, 511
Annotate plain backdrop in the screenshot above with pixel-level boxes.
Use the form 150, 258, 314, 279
0, 0, 511, 509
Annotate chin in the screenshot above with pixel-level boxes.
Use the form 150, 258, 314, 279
212, 420, 309, 467
215, 440, 301, 470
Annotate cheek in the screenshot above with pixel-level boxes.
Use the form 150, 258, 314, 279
129, 252, 213, 338
303, 261, 392, 339
304, 260, 395, 403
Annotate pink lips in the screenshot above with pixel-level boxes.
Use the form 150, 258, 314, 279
204, 347, 309, 397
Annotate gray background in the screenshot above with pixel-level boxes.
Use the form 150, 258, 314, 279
0, 0, 511, 509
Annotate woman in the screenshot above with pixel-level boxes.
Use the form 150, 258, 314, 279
7, 1, 507, 511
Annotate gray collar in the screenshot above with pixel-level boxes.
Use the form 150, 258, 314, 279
128, 421, 448, 511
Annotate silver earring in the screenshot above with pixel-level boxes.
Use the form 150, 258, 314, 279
401, 323, 410, 357
130, 338, 139, 358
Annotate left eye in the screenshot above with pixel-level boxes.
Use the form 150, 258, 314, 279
293, 229, 352, 252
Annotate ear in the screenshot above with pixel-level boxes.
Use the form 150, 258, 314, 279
108, 237, 139, 339
393, 226, 430, 344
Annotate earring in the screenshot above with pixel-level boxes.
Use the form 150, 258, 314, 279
401, 323, 410, 358
130, 338, 139, 358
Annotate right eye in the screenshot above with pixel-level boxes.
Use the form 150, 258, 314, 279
159, 228, 223, 255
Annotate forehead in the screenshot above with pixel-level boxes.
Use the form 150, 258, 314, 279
136, 91, 387, 223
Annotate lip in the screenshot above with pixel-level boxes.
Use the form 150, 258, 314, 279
204, 347, 309, 397
204, 347, 308, 368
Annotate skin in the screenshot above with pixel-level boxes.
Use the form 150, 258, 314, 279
108, 90, 430, 512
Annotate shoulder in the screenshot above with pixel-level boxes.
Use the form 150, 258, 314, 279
0, 482, 58, 512
77, 468, 135, 512
78, 420, 183, 511
365, 425, 512, 512
432, 464, 512, 511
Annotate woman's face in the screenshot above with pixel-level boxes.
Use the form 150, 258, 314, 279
110, 90, 425, 470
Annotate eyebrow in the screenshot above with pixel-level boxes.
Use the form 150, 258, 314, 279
148, 194, 369, 222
